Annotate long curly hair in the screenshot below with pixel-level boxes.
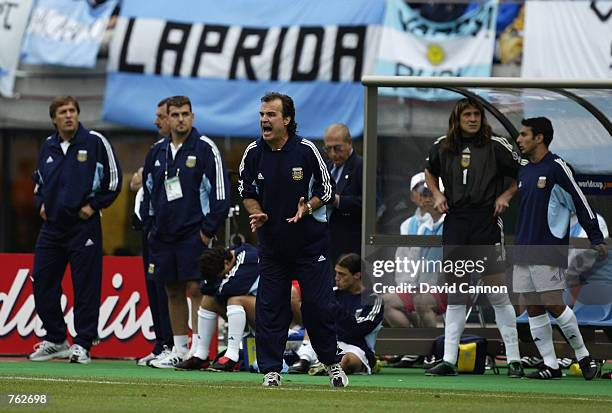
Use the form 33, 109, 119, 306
442, 98, 492, 154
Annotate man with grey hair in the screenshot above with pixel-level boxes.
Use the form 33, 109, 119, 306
323, 123, 363, 266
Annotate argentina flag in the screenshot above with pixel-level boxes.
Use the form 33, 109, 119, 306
102, 0, 385, 137
376, 0, 498, 100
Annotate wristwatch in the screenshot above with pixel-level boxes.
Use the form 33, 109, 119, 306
306, 202, 313, 215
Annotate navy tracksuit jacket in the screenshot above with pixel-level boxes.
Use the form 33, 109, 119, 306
32, 124, 122, 350
141, 128, 230, 242
515, 152, 604, 266
239, 134, 339, 373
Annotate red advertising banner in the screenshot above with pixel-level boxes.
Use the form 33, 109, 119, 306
0, 254, 216, 359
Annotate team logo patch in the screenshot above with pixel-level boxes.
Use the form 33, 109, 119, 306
186, 155, 197, 168
77, 150, 87, 162
292, 167, 303, 181
461, 148, 471, 168
537, 176, 547, 189
148, 263, 155, 275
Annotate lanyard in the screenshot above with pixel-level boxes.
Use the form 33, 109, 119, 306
164, 142, 181, 181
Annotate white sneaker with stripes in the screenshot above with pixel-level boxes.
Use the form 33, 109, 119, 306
149, 347, 185, 369
29, 340, 71, 361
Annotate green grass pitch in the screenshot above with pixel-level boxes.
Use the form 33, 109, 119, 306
1, 359, 610, 412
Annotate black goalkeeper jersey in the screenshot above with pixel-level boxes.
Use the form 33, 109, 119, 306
425, 135, 521, 211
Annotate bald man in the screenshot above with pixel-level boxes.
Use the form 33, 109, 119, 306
323, 123, 363, 265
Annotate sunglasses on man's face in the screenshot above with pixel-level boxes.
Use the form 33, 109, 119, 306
322, 144, 344, 153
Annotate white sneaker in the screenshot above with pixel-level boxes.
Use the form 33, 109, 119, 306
29, 340, 71, 361
262, 372, 281, 387
149, 347, 185, 369
69, 344, 91, 364
326, 363, 348, 388
136, 352, 157, 366
148, 346, 171, 367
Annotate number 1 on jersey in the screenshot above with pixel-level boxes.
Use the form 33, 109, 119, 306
462, 169, 468, 185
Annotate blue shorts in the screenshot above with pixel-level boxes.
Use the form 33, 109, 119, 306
149, 230, 205, 282
200, 276, 259, 305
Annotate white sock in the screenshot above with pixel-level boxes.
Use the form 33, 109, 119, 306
296, 339, 318, 364
555, 306, 589, 361
443, 305, 466, 364
195, 307, 217, 360
225, 305, 246, 362
191, 333, 200, 352
492, 304, 521, 363
528, 313, 559, 369
174, 335, 189, 355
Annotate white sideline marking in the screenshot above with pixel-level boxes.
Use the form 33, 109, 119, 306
1, 376, 611, 403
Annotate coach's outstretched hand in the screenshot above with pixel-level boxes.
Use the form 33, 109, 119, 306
287, 197, 308, 224
249, 212, 268, 232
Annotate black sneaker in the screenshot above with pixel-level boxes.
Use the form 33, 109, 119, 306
288, 358, 310, 374
423, 355, 438, 369
578, 357, 600, 381
507, 361, 524, 378
525, 364, 562, 380
391, 355, 422, 368
425, 361, 458, 376
175, 356, 210, 371
208, 356, 240, 372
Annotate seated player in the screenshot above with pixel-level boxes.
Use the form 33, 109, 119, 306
175, 243, 259, 371
291, 254, 384, 375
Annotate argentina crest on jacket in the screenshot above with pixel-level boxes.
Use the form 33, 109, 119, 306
461, 147, 471, 168
186, 155, 197, 168
292, 167, 303, 181
77, 150, 88, 162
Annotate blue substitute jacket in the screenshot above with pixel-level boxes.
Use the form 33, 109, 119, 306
33, 124, 122, 229
200, 243, 260, 298
238, 134, 335, 259
515, 152, 604, 266
334, 289, 384, 368
142, 128, 230, 241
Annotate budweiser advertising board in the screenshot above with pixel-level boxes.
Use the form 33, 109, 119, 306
0, 254, 217, 359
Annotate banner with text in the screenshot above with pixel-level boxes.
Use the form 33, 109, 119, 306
20, 0, 117, 67
102, 0, 384, 138
0, 0, 34, 97
0, 254, 220, 359
522, 1, 612, 78
376, 0, 498, 100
